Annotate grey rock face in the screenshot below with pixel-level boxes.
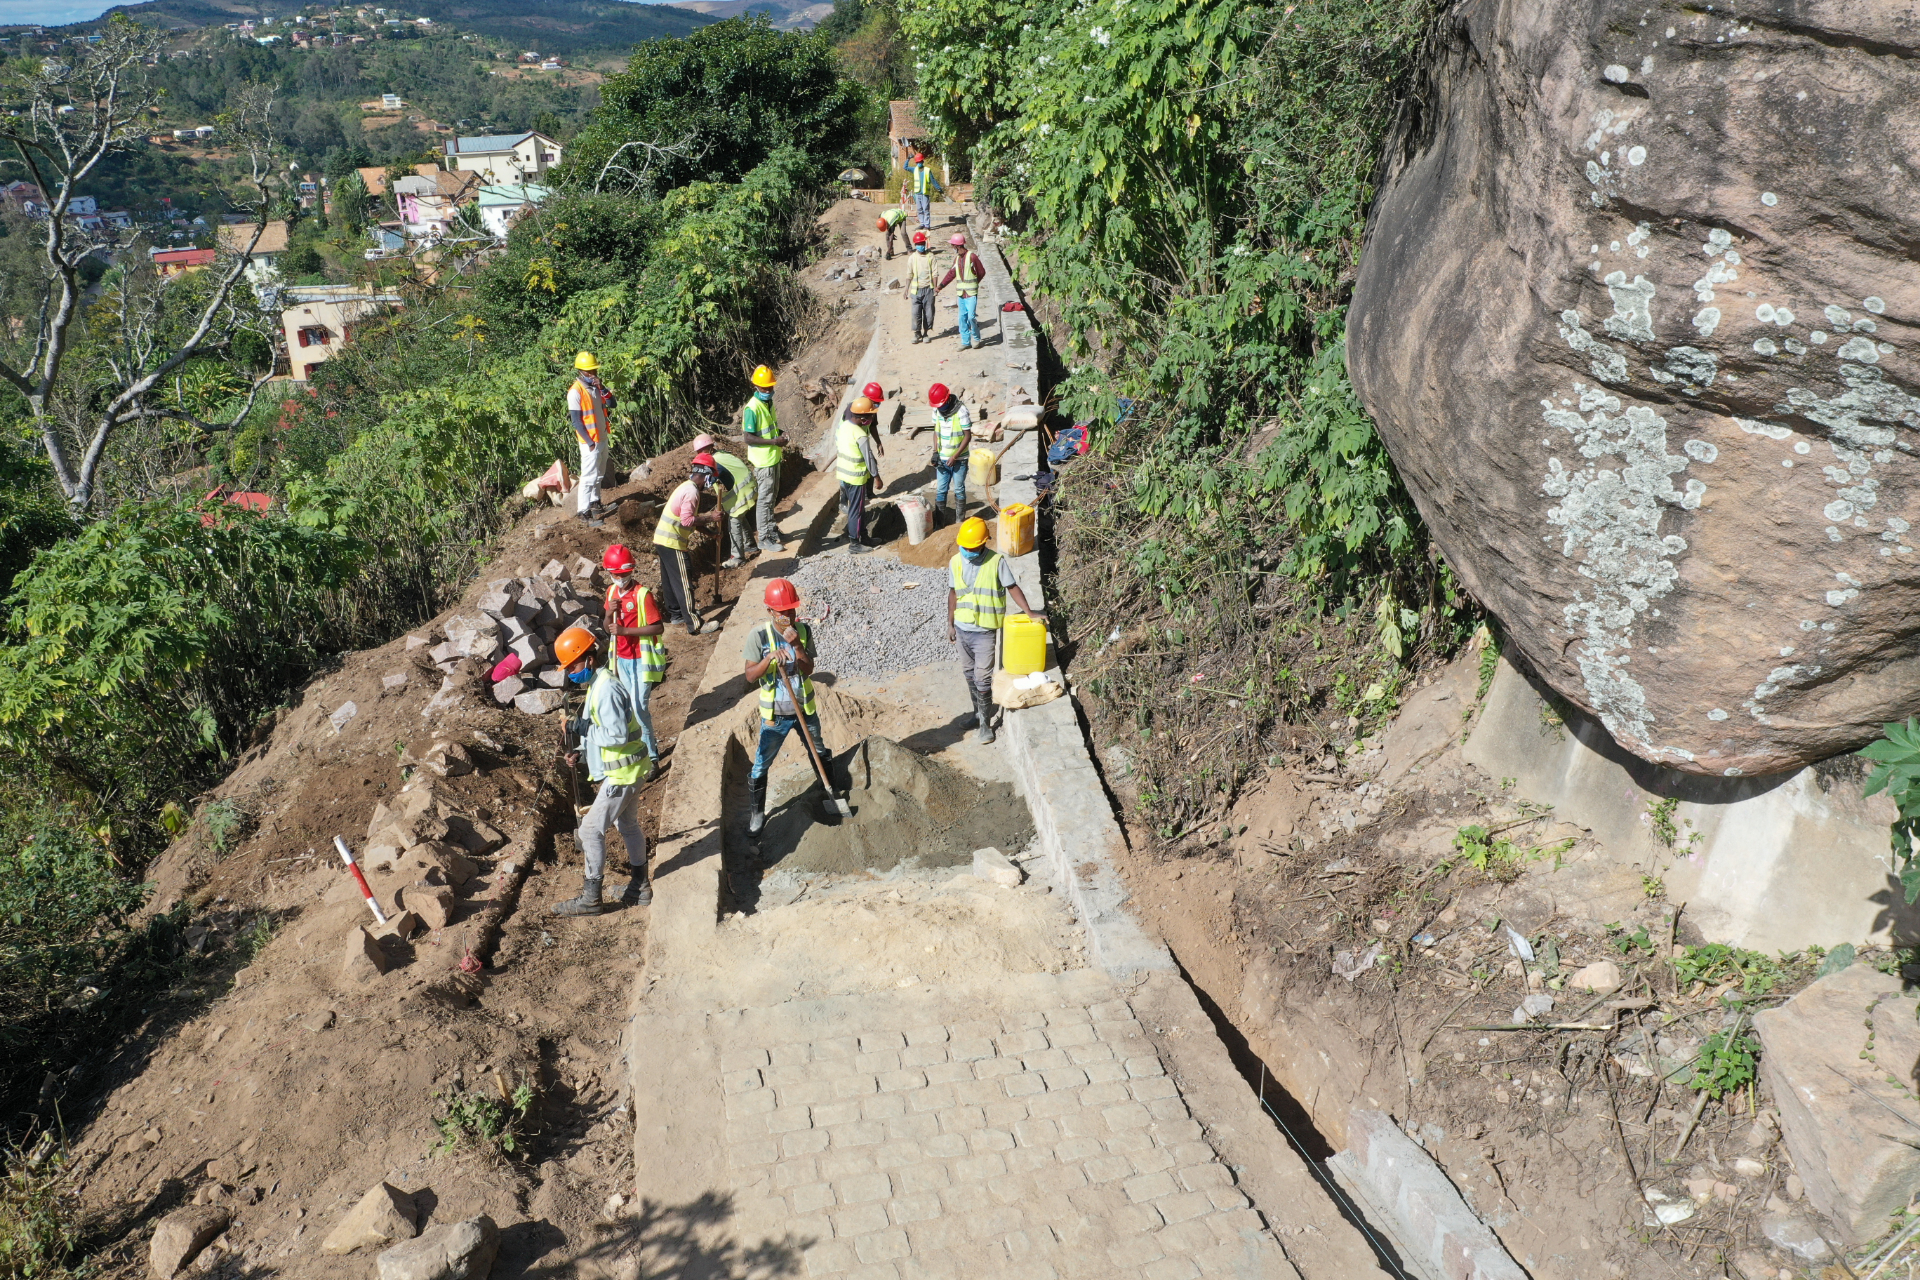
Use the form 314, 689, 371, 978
1349, 0, 1920, 776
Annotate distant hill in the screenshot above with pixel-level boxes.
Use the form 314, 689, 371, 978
81, 0, 716, 52
661, 0, 830, 31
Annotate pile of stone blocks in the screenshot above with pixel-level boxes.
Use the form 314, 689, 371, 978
446, 556, 606, 716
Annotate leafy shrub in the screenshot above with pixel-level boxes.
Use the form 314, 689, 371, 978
1687, 1028, 1758, 1101
0, 1135, 78, 1280
432, 1081, 536, 1156
1862, 717, 1920, 902
1672, 943, 1791, 997
202, 800, 252, 856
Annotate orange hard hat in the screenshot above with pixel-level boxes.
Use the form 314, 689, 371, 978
862, 381, 884, 403
554, 626, 596, 666
764, 578, 799, 611
850, 396, 876, 415
875, 217, 888, 232
602, 544, 634, 573
927, 382, 951, 406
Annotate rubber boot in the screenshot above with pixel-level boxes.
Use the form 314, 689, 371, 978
622, 867, 652, 907
747, 779, 767, 836
974, 688, 997, 744
551, 877, 606, 916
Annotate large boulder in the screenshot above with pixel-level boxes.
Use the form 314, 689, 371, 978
1349, 0, 1920, 776
376, 1215, 500, 1280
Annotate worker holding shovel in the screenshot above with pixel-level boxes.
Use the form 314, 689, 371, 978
741, 578, 830, 835
551, 626, 653, 915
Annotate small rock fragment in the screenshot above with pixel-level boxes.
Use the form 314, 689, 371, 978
1512, 993, 1555, 1023
149, 1205, 228, 1277
329, 701, 358, 734
302, 1009, 336, 1033
375, 1214, 500, 1280
1760, 1212, 1830, 1260
492, 676, 525, 705
514, 689, 565, 715
972, 846, 1023, 887
382, 671, 410, 693
322, 1182, 419, 1255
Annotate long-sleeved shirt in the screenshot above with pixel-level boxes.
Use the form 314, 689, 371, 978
937, 252, 985, 292
582, 668, 640, 781
666, 479, 702, 527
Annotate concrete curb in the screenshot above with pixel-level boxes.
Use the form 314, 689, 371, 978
1326, 1110, 1528, 1280
966, 210, 1174, 980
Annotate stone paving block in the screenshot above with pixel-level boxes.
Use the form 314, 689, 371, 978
1205, 1187, 1249, 1212
730, 1139, 780, 1168
1208, 1208, 1265, 1241
833, 1074, 880, 1099
766, 1063, 812, 1089
877, 1070, 925, 1093
925, 1133, 968, 1158
987, 1174, 1025, 1206
1085, 1153, 1134, 1183
1066, 1042, 1115, 1065
937, 1183, 991, 1215
1031, 1160, 1090, 1194
814, 1101, 863, 1129
831, 1121, 886, 1148
1146, 1097, 1190, 1124
1067, 1183, 1128, 1217
832, 1203, 890, 1237
953, 1078, 1005, 1107
908, 1083, 956, 1113
775, 1158, 822, 1189
838, 1172, 892, 1204
1004, 1071, 1046, 1098
769, 1106, 814, 1133
819, 1151, 877, 1181
728, 1088, 777, 1118
805, 1239, 856, 1276
813, 1036, 859, 1061
781, 1080, 835, 1108
1178, 1163, 1232, 1192
970, 1128, 1015, 1153
1026, 1089, 1083, 1119
1014, 1117, 1062, 1148
723, 1068, 764, 1093
1042, 1066, 1091, 1091
785, 1129, 831, 1157
772, 1043, 811, 1068
896, 1162, 951, 1194
856, 1050, 901, 1075
872, 1141, 921, 1171
847, 1262, 900, 1280
1142, 1256, 1201, 1280
1105, 1103, 1154, 1131
723, 1047, 772, 1072
1006, 1145, 1054, 1175
924, 1060, 973, 1085
1081, 1080, 1131, 1107
900, 1044, 948, 1069
889, 1192, 942, 1224
950, 1036, 995, 1062
1089, 1001, 1132, 1021
984, 1099, 1030, 1129
1109, 1234, 1166, 1268
860, 1031, 907, 1054
1130, 1076, 1179, 1103
998, 1028, 1049, 1055
904, 1025, 949, 1046
1155, 1219, 1216, 1254
1170, 1142, 1214, 1168
974, 1056, 1020, 1079
791, 1182, 838, 1213
1155, 1191, 1214, 1225
1045, 1006, 1092, 1027
954, 1152, 1009, 1182
1024, 1047, 1072, 1071
1055, 1136, 1104, 1162
1131, 1146, 1176, 1176
887, 1113, 939, 1143
1001, 1011, 1049, 1033
863, 1093, 908, 1121
1047, 1021, 1098, 1047
1126, 1056, 1166, 1078
1083, 1060, 1129, 1085
938, 1106, 986, 1135
1126, 1172, 1179, 1202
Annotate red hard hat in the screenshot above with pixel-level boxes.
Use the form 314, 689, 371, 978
690, 452, 716, 470
602, 544, 635, 573
764, 578, 799, 611
862, 381, 884, 404
927, 382, 951, 406
912, 230, 927, 245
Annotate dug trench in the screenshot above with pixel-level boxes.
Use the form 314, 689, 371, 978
50, 200, 886, 1278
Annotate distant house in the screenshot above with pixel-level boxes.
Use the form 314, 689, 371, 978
367, 223, 406, 257
393, 165, 479, 240
153, 247, 216, 277
354, 165, 391, 198
281, 284, 402, 381
538, 59, 561, 71
217, 219, 290, 284
443, 131, 561, 184
358, 93, 406, 110
1, 181, 46, 219
476, 183, 548, 240
65, 196, 97, 217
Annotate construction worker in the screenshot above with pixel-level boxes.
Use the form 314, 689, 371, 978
600, 544, 666, 769
909, 151, 944, 230
552, 625, 652, 914
907, 231, 937, 344
876, 206, 912, 259
742, 577, 824, 835
836, 396, 884, 554
938, 233, 986, 350
947, 516, 1043, 744
652, 454, 722, 635
568, 352, 618, 524
741, 365, 787, 553
690, 433, 757, 568
927, 382, 973, 524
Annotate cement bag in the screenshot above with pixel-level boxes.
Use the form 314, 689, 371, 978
993, 669, 1063, 710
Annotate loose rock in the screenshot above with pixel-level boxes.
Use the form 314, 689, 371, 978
1567, 960, 1622, 995
972, 846, 1024, 887
149, 1205, 228, 1277
341, 926, 389, 982
514, 689, 564, 715
1760, 1213, 1830, 1260
401, 884, 456, 930
376, 1214, 500, 1280
322, 1182, 419, 1255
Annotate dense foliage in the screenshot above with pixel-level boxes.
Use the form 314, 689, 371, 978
903, 0, 1446, 843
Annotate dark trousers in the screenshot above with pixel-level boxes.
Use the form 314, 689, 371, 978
654, 545, 703, 632
912, 287, 935, 339
839, 481, 869, 545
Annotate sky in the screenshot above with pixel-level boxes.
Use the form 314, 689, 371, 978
0, 0, 683, 30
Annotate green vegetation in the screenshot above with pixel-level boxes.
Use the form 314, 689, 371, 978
432, 1081, 536, 1155
1687, 1026, 1758, 1101
904, 0, 1451, 842
1671, 943, 1795, 997
0, 1136, 79, 1280
1861, 717, 1920, 903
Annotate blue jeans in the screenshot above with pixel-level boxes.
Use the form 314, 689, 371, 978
957, 294, 978, 347
934, 456, 967, 512
915, 192, 931, 228
611, 656, 660, 759
750, 711, 825, 783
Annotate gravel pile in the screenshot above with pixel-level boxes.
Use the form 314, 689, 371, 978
787, 554, 952, 679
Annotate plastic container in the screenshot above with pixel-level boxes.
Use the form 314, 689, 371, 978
998, 502, 1035, 557
968, 446, 999, 492
899, 493, 931, 545
1002, 614, 1048, 676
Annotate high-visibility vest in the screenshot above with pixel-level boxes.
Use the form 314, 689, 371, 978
933, 402, 970, 460
572, 377, 608, 445
913, 163, 935, 196
835, 416, 870, 485
588, 669, 651, 785
756, 622, 817, 723
653, 480, 695, 550
882, 206, 910, 229
950, 551, 1006, 630
907, 252, 935, 290
603, 582, 666, 682
712, 450, 755, 517
953, 250, 980, 298
743, 395, 780, 468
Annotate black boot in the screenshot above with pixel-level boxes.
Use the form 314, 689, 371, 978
974, 689, 997, 744
747, 779, 767, 836
622, 867, 652, 906
551, 877, 606, 916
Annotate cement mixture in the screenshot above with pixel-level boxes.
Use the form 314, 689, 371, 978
755, 734, 1034, 876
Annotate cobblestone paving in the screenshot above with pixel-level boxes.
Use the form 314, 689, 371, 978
717, 995, 1287, 1279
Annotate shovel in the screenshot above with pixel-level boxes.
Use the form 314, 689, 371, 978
773, 656, 853, 820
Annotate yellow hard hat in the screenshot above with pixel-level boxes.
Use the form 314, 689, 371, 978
751, 365, 777, 389
554, 626, 597, 666
957, 517, 988, 549
574, 351, 598, 371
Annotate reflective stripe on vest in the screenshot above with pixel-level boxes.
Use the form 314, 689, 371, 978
913, 164, 933, 195
908, 253, 935, 289
835, 417, 870, 485
604, 582, 667, 682
714, 451, 755, 516
950, 552, 1006, 630
757, 622, 818, 723
589, 670, 651, 785
954, 251, 979, 297
652, 480, 693, 550
573, 378, 606, 444
933, 404, 970, 460
743, 396, 780, 468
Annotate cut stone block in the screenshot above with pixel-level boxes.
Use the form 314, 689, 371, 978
475, 590, 516, 619
538, 668, 565, 688
515, 688, 565, 715
399, 884, 456, 931
539, 558, 568, 581
341, 926, 388, 982
973, 847, 1024, 887
491, 676, 525, 705
382, 671, 410, 693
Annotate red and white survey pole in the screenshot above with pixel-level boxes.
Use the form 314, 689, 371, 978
333, 836, 389, 926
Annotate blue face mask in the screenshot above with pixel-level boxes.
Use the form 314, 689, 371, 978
567, 666, 592, 684
755, 389, 772, 401
962, 546, 987, 563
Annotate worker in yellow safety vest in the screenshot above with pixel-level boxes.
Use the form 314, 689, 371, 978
600, 543, 666, 770
926, 382, 973, 524
552, 625, 653, 914
568, 351, 618, 524
908, 151, 944, 229
937, 233, 986, 350
740, 577, 825, 836
652, 454, 722, 636
876, 205, 912, 259
947, 517, 1043, 744
741, 365, 788, 553
690, 433, 758, 569
907, 230, 937, 344
835, 396, 884, 555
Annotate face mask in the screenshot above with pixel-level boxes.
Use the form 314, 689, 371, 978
962, 546, 986, 563
755, 389, 772, 401
567, 666, 592, 684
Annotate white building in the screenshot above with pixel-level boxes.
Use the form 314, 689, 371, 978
476, 183, 548, 240
443, 131, 561, 184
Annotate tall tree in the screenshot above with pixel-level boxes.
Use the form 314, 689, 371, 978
0, 21, 284, 510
